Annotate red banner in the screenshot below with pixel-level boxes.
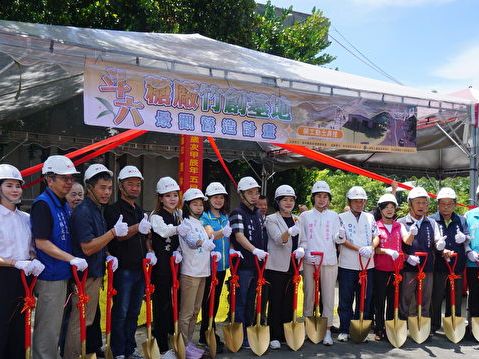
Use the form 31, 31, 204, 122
178, 135, 203, 192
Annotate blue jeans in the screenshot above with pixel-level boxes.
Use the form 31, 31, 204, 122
338, 267, 373, 334
111, 268, 145, 357
235, 269, 256, 333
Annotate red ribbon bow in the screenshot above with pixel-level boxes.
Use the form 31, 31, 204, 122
21, 296, 36, 314
145, 284, 155, 295
417, 272, 426, 281
230, 274, 240, 288
292, 274, 302, 285
393, 273, 403, 287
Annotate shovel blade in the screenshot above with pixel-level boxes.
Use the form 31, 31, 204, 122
79, 354, 97, 359
170, 333, 186, 359
142, 338, 161, 359
305, 316, 327, 344
471, 317, 479, 342
284, 321, 305, 351
205, 328, 217, 358
223, 322, 244, 353
247, 324, 270, 356
385, 318, 408, 348
349, 319, 372, 343
407, 316, 430, 344
443, 316, 466, 343
104, 346, 114, 359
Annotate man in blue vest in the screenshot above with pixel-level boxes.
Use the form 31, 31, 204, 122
430, 187, 469, 334
32, 155, 88, 359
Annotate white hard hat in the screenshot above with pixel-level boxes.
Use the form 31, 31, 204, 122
0, 164, 24, 184
274, 184, 296, 199
156, 177, 180, 194
377, 193, 398, 206
347, 186, 368, 200
311, 181, 331, 195
183, 188, 207, 203
437, 187, 456, 200
118, 165, 143, 181
42, 155, 79, 175
205, 182, 228, 197
84, 164, 113, 183
237, 176, 260, 193
407, 187, 429, 201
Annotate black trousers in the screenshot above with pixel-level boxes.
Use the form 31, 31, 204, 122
467, 267, 479, 317
86, 304, 102, 353
0, 267, 25, 359
430, 271, 463, 331
199, 271, 226, 342
373, 269, 395, 334
264, 269, 294, 342
152, 273, 175, 353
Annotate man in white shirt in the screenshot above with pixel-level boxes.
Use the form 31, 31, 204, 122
299, 181, 343, 346
337, 186, 379, 342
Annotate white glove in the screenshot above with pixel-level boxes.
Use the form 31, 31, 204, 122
138, 214, 152, 235
28, 259, 45, 276
293, 247, 305, 259
106, 255, 119, 272
146, 251, 157, 266
287, 224, 300, 237
172, 250, 183, 264
359, 246, 373, 258
336, 227, 346, 244
177, 222, 189, 237
14, 260, 32, 274
406, 255, 420, 266
455, 228, 466, 244
252, 248, 268, 261
222, 224, 232, 237
202, 239, 216, 252
229, 248, 244, 258
436, 236, 447, 251
211, 251, 222, 262
383, 248, 399, 260
409, 223, 418, 236
70, 257, 88, 271
113, 215, 128, 237
468, 251, 479, 262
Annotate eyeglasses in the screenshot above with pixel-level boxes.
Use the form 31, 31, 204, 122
55, 175, 75, 183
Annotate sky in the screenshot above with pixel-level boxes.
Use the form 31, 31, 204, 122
260, 0, 479, 96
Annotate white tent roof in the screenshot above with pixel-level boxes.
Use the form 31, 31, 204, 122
0, 20, 474, 178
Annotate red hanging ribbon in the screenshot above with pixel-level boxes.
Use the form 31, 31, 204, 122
207, 136, 237, 188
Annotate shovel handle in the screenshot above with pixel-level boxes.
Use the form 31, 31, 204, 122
444, 253, 460, 306
106, 261, 116, 335
229, 253, 241, 315
414, 252, 428, 306
392, 253, 404, 310
169, 256, 180, 322
290, 253, 303, 312
310, 251, 324, 307
208, 254, 219, 317
357, 253, 370, 313
72, 266, 89, 344
254, 255, 268, 315
142, 258, 154, 328
20, 271, 38, 353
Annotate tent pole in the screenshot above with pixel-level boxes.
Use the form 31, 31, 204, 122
470, 105, 478, 206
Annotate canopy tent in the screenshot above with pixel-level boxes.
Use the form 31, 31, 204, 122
0, 20, 476, 191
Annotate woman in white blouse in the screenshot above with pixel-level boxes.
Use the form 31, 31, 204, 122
0, 164, 44, 358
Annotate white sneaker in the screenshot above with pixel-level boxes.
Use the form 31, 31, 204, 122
162, 349, 177, 359
115, 356, 125, 359
269, 340, 281, 349
323, 330, 333, 346
337, 333, 349, 342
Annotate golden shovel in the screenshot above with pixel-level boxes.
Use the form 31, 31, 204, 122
223, 253, 243, 352
169, 256, 185, 359
247, 255, 270, 356
385, 254, 407, 348
443, 253, 466, 343
71, 266, 97, 359
142, 259, 161, 359
284, 253, 305, 351
408, 251, 431, 344
349, 254, 372, 343
305, 251, 327, 344
20, 270, 38, 359
205, 254, 219, 358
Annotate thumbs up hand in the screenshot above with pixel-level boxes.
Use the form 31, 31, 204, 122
139, 213, 152, 235
113, 215, 128, 237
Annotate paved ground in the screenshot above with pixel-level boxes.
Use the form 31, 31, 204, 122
132, 323, 479, 358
